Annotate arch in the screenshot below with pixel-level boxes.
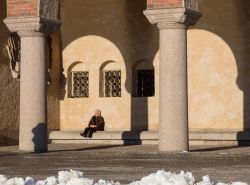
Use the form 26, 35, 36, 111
133, 59, 154, 70
99, 60, 117, 72
67, 61, 85, 72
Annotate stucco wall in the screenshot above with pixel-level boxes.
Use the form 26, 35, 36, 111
188, 0, 250, 130
0, 0, 19, 145
47, 31, 61, 133
60, 0, 159, 131
60, 0, 250, 132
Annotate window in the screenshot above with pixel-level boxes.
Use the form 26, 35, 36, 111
72, 71, 89, 98
104, 70, 121, 97
136, 70, 154, 97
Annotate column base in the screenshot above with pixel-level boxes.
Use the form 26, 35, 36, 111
159, 143, 189, 153
19, 144, 48, 153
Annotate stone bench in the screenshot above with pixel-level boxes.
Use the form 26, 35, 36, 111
49, 130, 250, 146
49, 131, 158, 145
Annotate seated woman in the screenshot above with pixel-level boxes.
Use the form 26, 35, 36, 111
80, 109, 105, 138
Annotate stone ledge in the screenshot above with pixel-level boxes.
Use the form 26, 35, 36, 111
190, 130, 250, 141
49, 131, 158, 140
49, 130, 250, 146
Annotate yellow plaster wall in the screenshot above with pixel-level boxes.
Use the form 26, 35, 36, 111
60, 0, 159, 131
188, 30, 243, 130
59, 0, 250, 132
188, 0, 250, 130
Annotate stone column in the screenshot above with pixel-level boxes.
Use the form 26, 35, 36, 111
159, 23, 188, 151
19, 32, 48, 152
144, 8, 201, 152
4, 17, 60, 152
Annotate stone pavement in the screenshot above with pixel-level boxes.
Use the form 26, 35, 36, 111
0, 144, 250, 184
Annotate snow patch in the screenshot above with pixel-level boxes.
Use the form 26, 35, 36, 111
0, 170, 248, 185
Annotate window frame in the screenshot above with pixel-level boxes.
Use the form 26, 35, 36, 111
103, 70, 121, 98
71, 71, 89, 98
134, 69, 155, 97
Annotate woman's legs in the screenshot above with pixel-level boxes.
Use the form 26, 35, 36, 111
81, 127, 90, 137
86, 128, 96, 138
81, 127, 97, 138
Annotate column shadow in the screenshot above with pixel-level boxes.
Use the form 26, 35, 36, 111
32, 123, 48, 153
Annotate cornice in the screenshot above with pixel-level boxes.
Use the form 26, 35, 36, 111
144, 8, 201, 29
4, 16, 61, 37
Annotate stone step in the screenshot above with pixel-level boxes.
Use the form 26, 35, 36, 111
49, 130, 250, 146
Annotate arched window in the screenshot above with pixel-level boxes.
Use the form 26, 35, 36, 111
133, 60, 155, 97
99, 61, 121, 97
67, 62, 89, 98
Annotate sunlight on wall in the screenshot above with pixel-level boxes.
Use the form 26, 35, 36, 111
61, 35, 130, 131
188, 29, 243, 130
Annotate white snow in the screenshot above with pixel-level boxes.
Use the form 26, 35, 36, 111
0, 170, 248, 185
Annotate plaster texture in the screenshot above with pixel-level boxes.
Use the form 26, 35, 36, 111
188, 0, 250, 131
59, 0, 250, 134
60, 0, 159, 132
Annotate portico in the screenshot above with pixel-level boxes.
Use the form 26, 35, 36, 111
2, 0, 201, 152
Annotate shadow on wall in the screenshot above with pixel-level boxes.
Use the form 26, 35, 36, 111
0, 0, 19, 145
193, 0, 250, 130
124, 1, 157, 132
60, 0, 159, 131
47, 2, 63, 134
47, 31, 62, 134
131, 60, 155, 131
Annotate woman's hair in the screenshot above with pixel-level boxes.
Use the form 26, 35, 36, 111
95, 109, 101, 116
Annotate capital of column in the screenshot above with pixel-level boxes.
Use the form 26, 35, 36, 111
4, 17, 60, 37
144, 8, 201, 30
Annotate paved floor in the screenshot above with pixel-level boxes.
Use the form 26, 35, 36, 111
0, 144, 250, 184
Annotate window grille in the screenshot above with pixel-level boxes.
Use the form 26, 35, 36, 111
72, 71, 89, 98
136, 70, 154, 97
104, 70, 121, 97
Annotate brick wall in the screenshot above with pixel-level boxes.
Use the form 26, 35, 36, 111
147, 0, 183, 9
7, 0, 38, 17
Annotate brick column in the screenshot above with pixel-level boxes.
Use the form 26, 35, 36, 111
144, 2, 201, 152
4, 0, 60, 152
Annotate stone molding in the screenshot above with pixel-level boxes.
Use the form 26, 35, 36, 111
144, 8, 201, 29
4, 17, 60, 37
